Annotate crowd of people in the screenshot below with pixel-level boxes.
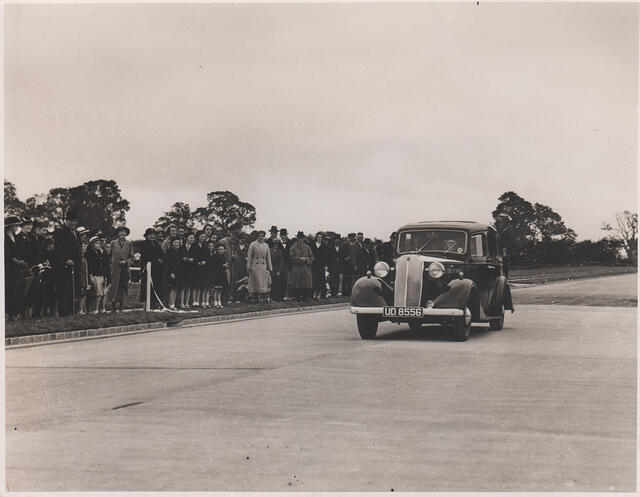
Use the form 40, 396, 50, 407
4, 210, 397, 320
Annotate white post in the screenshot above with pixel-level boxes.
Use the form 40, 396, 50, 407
145, 262, 152, 312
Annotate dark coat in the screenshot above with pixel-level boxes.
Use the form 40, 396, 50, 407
86, 246, 108, 277
339, 241, 352, 275
326, 243, 342, 274
53, 226, 82, 277
165, 247, 182, 288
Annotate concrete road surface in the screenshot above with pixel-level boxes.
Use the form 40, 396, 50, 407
5, 274, 636, 491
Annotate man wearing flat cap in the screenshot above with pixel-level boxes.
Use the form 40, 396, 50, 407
53, 209, 82, 316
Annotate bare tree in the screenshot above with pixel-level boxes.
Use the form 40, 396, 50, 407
602, 210, 637, 262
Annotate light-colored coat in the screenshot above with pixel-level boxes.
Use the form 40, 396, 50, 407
106, 238, 134, 301
289, 241, 314, 290
247, 240, 272, 293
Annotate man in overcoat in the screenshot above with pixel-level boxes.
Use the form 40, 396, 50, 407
53, 209, 82, 316
289, 231, 314, 302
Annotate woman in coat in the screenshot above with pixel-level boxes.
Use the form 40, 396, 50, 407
107, 226, 134, 312
289, 231, 314, 302
247, 230, 272, 303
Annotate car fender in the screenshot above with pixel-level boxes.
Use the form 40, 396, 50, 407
350, 276, 394, 307
434, 278, 478, 316
489, 276, 514, 312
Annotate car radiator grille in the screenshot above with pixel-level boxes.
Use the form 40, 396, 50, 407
394, 255, 424, 307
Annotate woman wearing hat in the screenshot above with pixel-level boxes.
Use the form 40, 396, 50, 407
106, 226, 134, 312
86, 235, 108, 313
5, 216, 25, 318
247, 230, 272, 303
289, 231, 314, 302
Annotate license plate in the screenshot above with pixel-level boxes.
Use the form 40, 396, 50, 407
382, 306, 424, 318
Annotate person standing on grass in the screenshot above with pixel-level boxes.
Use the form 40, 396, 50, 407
289, 231, 314, 302
5, 216, 26, 319
311, 232, 328, 299
247, 230, 272, 304
179, 232, 197, 308
107, 226, 134, 312
194, 230, 209, 307
210, 243, 229, 308
53, 209, 82, 316
326, 233, 342, 297
202, 240, 217, 308
269, 238, 286, 301
140, 228, 164, 309
86, 236, 107, 313
76, 240, 89, 315
165, 237, 183, 310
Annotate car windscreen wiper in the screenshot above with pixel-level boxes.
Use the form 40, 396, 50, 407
411, 239, 433, 253
443, 240, 461, 254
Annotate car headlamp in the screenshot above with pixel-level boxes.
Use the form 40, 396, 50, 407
373, 261, 390, 278
428, 262, 445, 279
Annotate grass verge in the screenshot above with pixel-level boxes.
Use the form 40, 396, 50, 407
5, 297, 349, 338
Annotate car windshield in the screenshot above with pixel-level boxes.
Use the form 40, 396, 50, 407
397, 230, 467, 255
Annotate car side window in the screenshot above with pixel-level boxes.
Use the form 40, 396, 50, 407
487, 231, 498, 258
471, 234, 484, 257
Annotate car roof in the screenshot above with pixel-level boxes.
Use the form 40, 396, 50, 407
397, 221, 496, 232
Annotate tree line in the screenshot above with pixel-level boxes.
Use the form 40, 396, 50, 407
492, 191, 636, 266
4, 179, 636, 266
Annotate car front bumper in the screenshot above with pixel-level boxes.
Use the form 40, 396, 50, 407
350, 306, 464, 317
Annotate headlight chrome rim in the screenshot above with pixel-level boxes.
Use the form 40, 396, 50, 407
373, 261, 390, 278
428, 262, 445, 279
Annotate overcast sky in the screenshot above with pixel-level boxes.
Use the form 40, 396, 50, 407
5, 2, 638, 240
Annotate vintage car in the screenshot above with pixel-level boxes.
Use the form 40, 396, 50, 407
350, 221, 514, 341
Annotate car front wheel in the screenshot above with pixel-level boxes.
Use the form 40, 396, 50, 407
357, 315, 378, 339
452, 306, 472, 342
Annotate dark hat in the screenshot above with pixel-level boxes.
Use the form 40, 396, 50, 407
279, 228, 288, 236
144, 228, 156, 238
315, 231, 324, 238
348, 232, 356, 238
390, 231, 397, 238
65, 209, 79, 221
270, 225, 278, 233
4, 216, 22, 228
228, 222, 243, 232
296, 231, 305, 239
116, 225, 130, 235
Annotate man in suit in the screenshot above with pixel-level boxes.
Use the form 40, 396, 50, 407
379, 232, 397, 267
53, 209, 82, 316
340, 233, 355, 297
266, 226, 279, 248
350, 232, 368, 288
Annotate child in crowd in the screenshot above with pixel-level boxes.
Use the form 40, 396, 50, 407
211, 243, 229, 308
166, 237, 182, 310
86, 236, 107, 313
